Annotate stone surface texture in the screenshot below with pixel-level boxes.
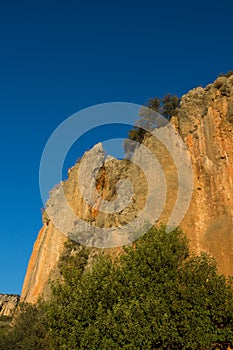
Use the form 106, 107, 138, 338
0, 294, 20, 317
21, 75, 233, 303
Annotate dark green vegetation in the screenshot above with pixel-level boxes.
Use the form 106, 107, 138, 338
129, 94, 180, 143
0, 315, 12, 343
126, 70, 233, 151
124, 94, 180, 156
1, 227, 233, 349
0, 304, 48, 350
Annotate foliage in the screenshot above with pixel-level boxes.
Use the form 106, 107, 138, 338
0, 303, 48, 350
161, 94, 180, 120
124, 94, 180, 156
0, 315, 12, 323
1, 227, 233, 349
46, 227, 233, 349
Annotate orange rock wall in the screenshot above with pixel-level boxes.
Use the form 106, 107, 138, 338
21, 75, 233, 303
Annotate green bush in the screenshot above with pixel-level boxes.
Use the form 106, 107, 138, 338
0, 303, 48, 350
47, 227, 233, 349
1, 226, 233, 349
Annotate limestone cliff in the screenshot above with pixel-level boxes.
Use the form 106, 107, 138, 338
175, 74, 233, 275
0, 294, 20, 317
21, 74, 233, 304
21, 148, 148, 303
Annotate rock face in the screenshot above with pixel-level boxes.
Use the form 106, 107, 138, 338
21, 145, 148, 303
21, 74, 233, 304
0, 294, 20, 317
176, 75, 233, 275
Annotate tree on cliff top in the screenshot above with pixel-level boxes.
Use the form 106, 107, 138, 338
124, 94, 180, 155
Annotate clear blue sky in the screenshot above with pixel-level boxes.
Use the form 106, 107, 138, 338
0, 0, 233, 295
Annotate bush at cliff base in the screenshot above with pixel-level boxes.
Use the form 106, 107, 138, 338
47, 226, 233, 350
1, 226, 233, 350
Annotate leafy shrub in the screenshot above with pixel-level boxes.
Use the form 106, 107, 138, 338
1, 227, 233, 349
47, 227, 233, 349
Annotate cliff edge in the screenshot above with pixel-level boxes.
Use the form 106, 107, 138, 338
21, 74, 233, 303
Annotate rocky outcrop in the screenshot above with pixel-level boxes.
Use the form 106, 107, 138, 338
21, 145, 148, 303
0, 294, 20, 317
21, 74, 233, 304
175, 74, 233, 275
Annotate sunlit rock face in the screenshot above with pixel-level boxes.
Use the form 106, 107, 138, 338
175, 75, 233, 275
21, 144, 148, 303
21, 74, 233, 304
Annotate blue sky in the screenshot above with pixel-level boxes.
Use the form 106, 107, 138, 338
0, 0, 233, 294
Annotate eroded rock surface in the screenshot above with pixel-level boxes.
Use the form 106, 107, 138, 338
0, 294, 20, 317
21, 75, 233, 303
